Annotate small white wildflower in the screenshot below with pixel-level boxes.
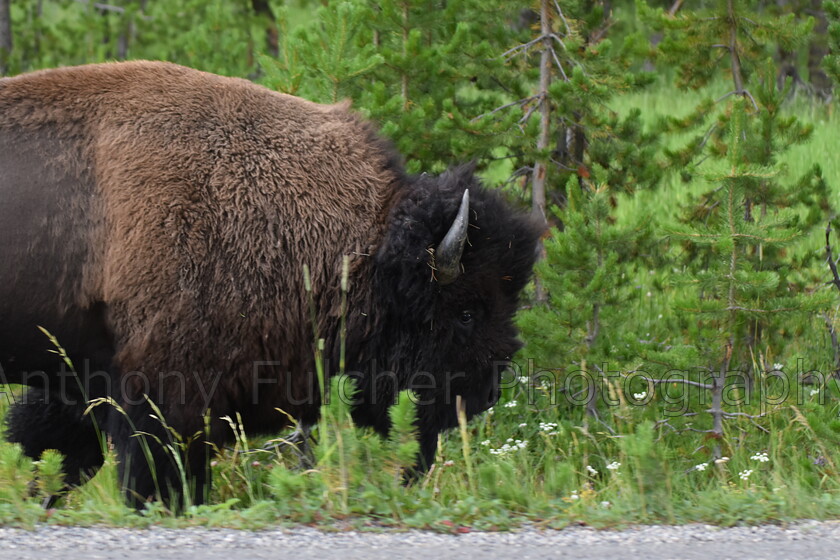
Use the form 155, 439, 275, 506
518, 376, 529, 384
606, 461, 621, 471
569, 492, 580, 500
489, 439, 528, 457
646, 291, 652, 297
751, 452, 769, 463
810, 389, 820, 396
443, 460, 455, 467
695, 462, 708, 472
540, 380, 551, 389
586, 465, 598, 475
600, 501, 612, 508
658, 314, 663, 319
739, 469, 753, 480
539, 421, 559, 436
480, 439, 491, 447
773, 363, 784, 371
504, 400, 518, 408
518, 422, 528, 428
714, 456, 730, 464
633, 391, 647, 400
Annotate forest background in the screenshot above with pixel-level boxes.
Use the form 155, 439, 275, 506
2, 0, 840, 529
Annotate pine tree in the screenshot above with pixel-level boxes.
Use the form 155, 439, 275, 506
638, 0, 832, 454
643, 1, 829, 361
261, 0, 522, 174
138, 0, 258, 77
666, 98, 830, 452
494, 0, 661, 215
512, 0, 663, 420
260, 2, 384, 103
642, 0, 813, 94
3, 1, 265, 78
517, 177, 654, 419
825, 1, 840, 86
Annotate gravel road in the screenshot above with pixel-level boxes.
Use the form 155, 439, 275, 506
2, 522, 840, 560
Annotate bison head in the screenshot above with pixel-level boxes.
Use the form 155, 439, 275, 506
345, 165, 542, 470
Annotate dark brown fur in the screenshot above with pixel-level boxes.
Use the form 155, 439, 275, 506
0, 61, 540, 508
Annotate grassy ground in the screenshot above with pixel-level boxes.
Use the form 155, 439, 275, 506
2, 81, 840, 530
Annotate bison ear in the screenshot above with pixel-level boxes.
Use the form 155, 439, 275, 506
439, 162, 478, 188
433, 189, 469, 285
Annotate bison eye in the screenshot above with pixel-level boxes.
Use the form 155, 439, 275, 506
459, 310, 474, 325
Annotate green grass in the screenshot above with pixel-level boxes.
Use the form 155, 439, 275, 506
3, 81, 840, 530
5, 374, 840, 530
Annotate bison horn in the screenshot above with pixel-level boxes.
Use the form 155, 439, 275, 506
434, 189, 470, 285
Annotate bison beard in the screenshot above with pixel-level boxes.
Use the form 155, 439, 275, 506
0, 61, 541, 509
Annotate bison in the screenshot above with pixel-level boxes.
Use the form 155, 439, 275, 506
0, 61, 540, 508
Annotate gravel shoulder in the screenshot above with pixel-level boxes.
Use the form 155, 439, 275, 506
3, 522, 840, 560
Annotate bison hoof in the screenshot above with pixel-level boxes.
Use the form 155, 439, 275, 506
262, 425, 315, 469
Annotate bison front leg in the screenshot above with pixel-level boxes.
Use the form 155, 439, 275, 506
107, 399, 209, 511
403, 427, 439, 483
418, 429, 439, 472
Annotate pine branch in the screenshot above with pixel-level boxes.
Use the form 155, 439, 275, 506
552, 0, 571, 35
72, 0, 152, 20
716, 89, 759, 111
502, 166, 534, 189
519, 97, 542, 125
471, 95, 540, 121
549, 45, 569, 80
74, 0, 129, 14
503, 34, 560, 59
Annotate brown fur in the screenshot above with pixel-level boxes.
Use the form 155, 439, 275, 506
1, 61, 398, 434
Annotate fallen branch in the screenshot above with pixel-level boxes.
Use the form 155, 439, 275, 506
627, 374, 714, 391
825, 221, 840, 292
822, 313, 840, 378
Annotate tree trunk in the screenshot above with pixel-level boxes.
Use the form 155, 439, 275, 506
531, 0, 550, 226
0, 0, 12, 76
33, 0, 43, 67
531, 0, 552, 303
117, 10, 129, 60
252, 0, 279, 58
808, 0, 831, 98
